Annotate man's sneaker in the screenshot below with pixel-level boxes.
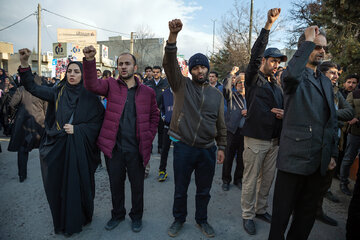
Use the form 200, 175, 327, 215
196, 222, 215, 238
234, 181, 242, 190
243, 219, 256, 235
255, 212, 272, 223
340, 183, 352, 196
158, 171, 168, 182
168, 221, 184, 237
325, 191, 340, 203
131, 219, 142, 232
316, 212, 338, 226
222, 183, 230, 191
105, 217, 125, 230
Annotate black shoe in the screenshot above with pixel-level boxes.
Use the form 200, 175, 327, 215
316, 213, 338, 226
340, 183, 352, 196
243, 219, 256, 235
158, 147, 162, 154
131, 219, 142, 232
105, 217, 124, 230
234, 182, 242, 190
144, 172, 149, 179
222, 183, 230, 191
196, 222, 215, 238
19, 176, 26, 183
255, 212, 272, 223
63, 232, 73, 237
325, 191, 340, 203
168, 221, 184, 237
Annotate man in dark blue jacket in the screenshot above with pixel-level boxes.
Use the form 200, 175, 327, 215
241, 8, 286, 235
221, 74, 247, 191
158, 88, 174, 182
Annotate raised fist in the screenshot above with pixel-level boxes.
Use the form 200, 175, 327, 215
19, 48, 31, 66
231, 66, 239, 75
267, 8, 281, 24
83, 45, 96, 61
168, 19, 183, 34
304, 25, 320, 42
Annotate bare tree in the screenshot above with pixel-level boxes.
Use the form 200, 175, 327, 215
133, 24, 163, 73
211, 0, 284, 78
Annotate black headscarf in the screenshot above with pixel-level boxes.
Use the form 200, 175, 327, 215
55, 62, 83, 130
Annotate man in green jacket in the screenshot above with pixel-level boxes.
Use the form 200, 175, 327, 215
163, 19, 226, 238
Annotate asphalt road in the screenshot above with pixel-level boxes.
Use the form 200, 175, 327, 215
0, 135, 353, 240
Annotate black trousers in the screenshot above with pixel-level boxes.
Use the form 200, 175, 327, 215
316, 168, 335, 215
222, 129, 244, 184
157, 119, 164, 150
105, 149, 145, 221
269, 169, 323, 240
17, 150, 29, 178
337, 131, 348, 176
159, 127, 172, 172
347, 165, 360, 240
173, 141, 216, 224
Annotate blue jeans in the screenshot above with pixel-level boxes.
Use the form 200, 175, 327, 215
172, 141, 216, 224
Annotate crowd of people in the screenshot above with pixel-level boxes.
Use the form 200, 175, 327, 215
1, 7, 360, 240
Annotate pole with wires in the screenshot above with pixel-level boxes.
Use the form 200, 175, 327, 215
37, 3, 41, 75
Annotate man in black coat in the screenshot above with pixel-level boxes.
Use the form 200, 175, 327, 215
240, 8, 285, 236
145, 66, 169, 147
268, 26, 338, 240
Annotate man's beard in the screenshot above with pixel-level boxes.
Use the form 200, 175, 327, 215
121, 73, 134, 81
192, 72, 209, 84
310, 54, 324, 66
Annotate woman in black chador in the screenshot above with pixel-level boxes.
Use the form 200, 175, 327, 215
17, 48, 104, 236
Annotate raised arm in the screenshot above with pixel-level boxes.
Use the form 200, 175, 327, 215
162, 19, 186, 92
18, 48, 55, 102
82, 45, 109, 97
281, 26, 319, 94
245, 8, 280, 88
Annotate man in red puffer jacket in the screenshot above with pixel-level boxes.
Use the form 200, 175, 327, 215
82, 46, 159, 233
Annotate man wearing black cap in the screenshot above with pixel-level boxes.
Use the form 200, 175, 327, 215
163, 19, 227, 238
240, 8, 286, 236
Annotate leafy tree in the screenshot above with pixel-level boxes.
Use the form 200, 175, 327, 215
289, 0, 360, 76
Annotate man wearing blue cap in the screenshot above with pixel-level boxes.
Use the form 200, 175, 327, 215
240, 8, 287, 236
163, 19, 227, 238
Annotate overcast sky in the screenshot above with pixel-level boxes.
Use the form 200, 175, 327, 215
0, 0, 293, 59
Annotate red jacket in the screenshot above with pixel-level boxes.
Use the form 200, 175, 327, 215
83, 59, 159, 166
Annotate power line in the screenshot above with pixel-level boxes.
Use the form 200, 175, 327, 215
41, 16, 56, 43
0, 13, 36, 32
42, 8, 130, 36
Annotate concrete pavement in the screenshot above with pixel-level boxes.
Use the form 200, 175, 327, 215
0, 135, 352, 240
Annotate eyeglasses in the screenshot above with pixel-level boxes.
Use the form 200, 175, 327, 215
314, 45, 329, 52
327, 70, 338, 76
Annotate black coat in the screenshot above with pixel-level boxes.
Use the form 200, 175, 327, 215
144, 78, 169, 106
19, 67, 104, 235
278, 41, 338, 176
222, 79, 246, 134
242, 28, 284, 140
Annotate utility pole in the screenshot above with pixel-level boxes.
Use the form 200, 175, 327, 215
248, 0, 254, 54
37, 3, 41, 75
130, 32, 135, 54
211, 19, 216, 54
